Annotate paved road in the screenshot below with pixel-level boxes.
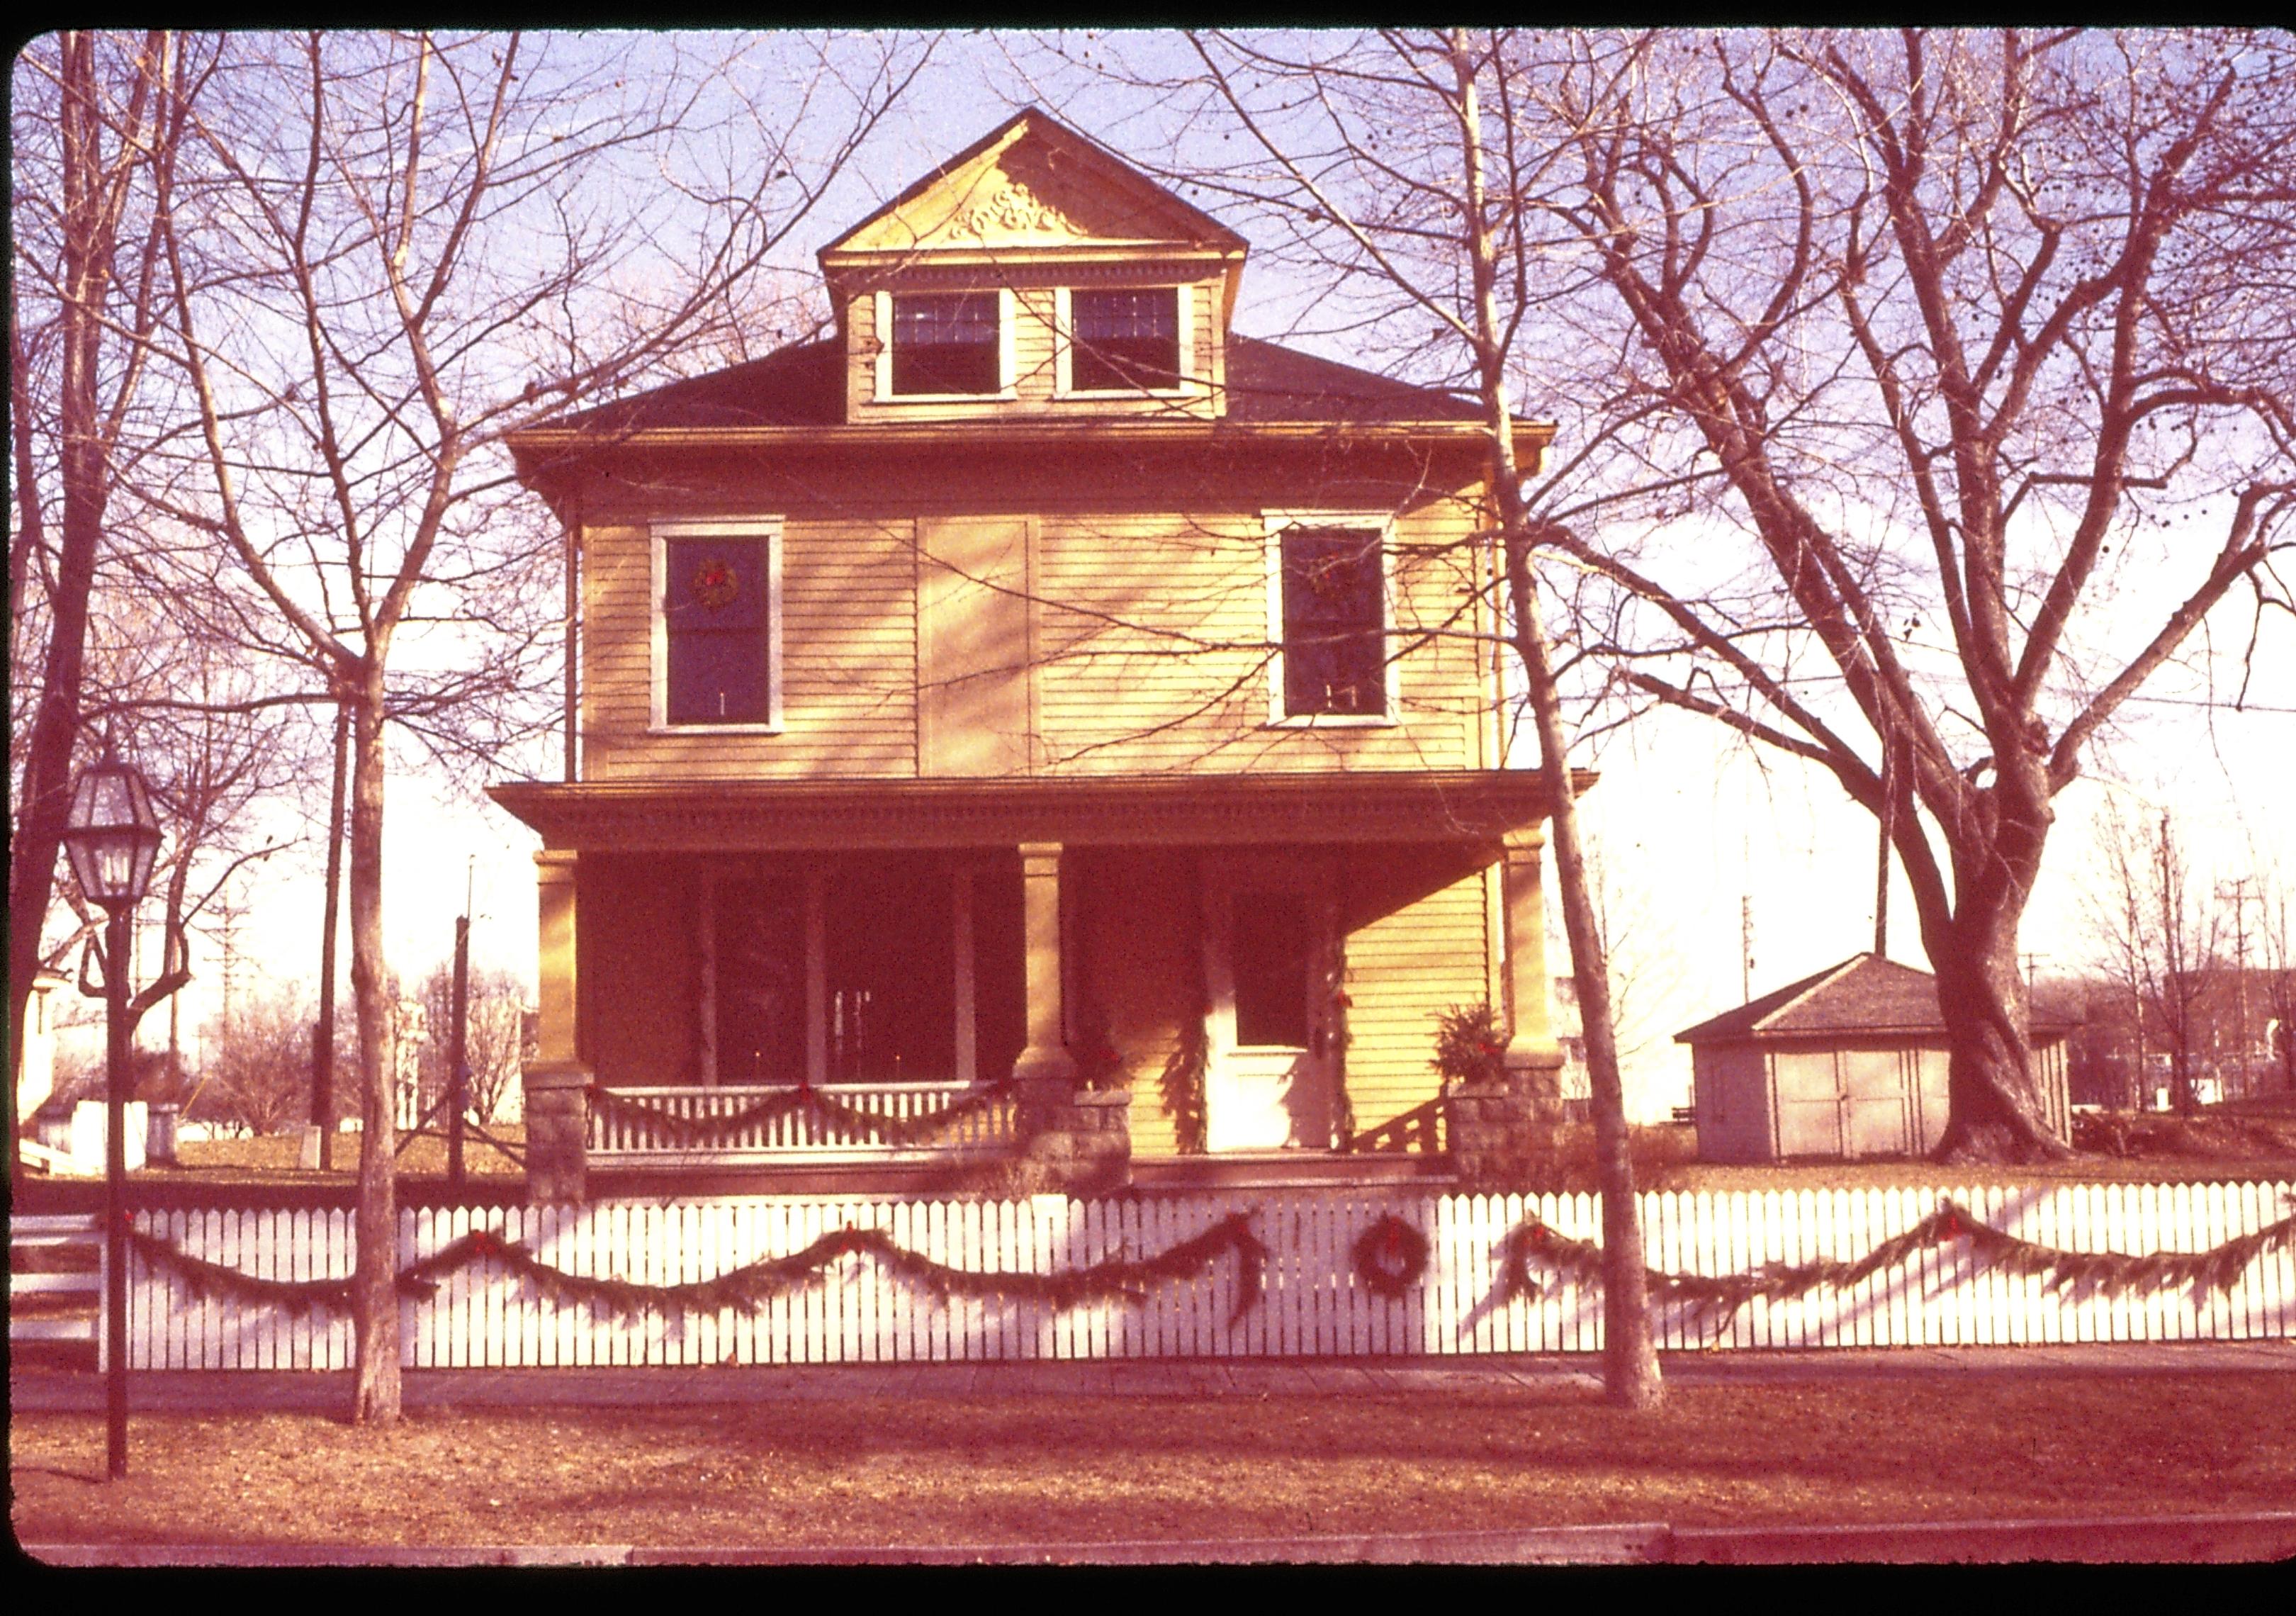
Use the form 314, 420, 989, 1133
12, 1337, 2293, 1413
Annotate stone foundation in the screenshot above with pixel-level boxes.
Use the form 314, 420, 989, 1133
1448, 1059, 1565, 1189
522, 1060, 592, 1203
1015, 1081, 1132, 1196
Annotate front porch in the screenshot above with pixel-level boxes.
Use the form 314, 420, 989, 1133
492, 771, 1577, 1200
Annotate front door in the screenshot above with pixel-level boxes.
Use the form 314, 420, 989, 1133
1203, 870, 1337, 1152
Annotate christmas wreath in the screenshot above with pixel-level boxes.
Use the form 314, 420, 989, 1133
691, 556, 739, 608
1351, 1213, 1429, 1298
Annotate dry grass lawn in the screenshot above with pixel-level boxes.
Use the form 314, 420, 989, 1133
13, 1376, 2293, 1551
142, 1118, 2296, 1199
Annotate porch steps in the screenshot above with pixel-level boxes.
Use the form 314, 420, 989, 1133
10, 1213, 102, 1372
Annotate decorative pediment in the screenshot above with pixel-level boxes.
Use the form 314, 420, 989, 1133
946, 172, 1076, 242
822, 108, 1247, 262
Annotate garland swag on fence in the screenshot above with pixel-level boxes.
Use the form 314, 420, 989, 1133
1500, 1197, 2296, 1330
129, 1211, 1268, 1328
585, 1081, 1013, 1148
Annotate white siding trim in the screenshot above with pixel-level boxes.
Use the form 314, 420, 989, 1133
1261, 510, 1402, 729
1054, 283, 1197, 399
872, 287, 1020, 405
650, 517, 785, 735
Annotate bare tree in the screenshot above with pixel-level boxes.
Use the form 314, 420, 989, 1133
2084, 801, 2227, 1114
1027, 28, 1665, 1405
1504, 30, 2296, 1160
415, 962, 527, 1127
138, 30, 930, 1423
7, 32, 192, 1172
2258, 874, 2296, 1097
193, 981, 317, 1137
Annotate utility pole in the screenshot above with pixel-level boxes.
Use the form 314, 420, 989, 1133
304, 702, 349, 1172
1740, 894, 1755, 1002
447, 859, 472, 1191
2219, 876, 2258, 1097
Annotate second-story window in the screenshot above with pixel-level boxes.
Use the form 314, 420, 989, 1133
660, 532, 775, 726
1069, 287, 1180, 391
890, 291, 1000, 395
1279, 526, 1387, 719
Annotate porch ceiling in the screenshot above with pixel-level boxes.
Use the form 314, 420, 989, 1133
488, 768, 1589, 853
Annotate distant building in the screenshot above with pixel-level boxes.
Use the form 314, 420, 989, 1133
1674, 953, 2073, 1162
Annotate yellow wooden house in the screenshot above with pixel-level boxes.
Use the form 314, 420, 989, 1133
495, 109, 1570, 1199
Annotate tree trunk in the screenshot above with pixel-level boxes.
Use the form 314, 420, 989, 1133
7, 38, 116, 1180
1447, 30, 1660, 1408
1928, 872, 2069, 1164
1506, 547, 1664, 1409
347, 673, 400, 1424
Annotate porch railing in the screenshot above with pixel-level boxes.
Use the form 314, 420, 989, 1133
586, 1082, 1017, 1165
1346, 1096, 1448, 1155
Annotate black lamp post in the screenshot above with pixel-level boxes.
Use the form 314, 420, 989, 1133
61, 753, 162, 1481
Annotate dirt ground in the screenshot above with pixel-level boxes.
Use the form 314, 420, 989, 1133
13, 1375, 2291, 1551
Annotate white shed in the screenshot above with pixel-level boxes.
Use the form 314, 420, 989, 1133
1675, 954, 2072, 1162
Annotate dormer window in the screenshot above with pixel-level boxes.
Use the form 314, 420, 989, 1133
890, 291, 1001, 395
1068, 287, 1181, 392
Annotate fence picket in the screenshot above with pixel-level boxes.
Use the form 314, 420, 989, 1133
108, 1178, 2292, 1371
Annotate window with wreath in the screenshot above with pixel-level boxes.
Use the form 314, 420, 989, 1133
1069, 286, 1181, 392
890, 291, 1001, 395
1278, 526, 1387, 718
662, 534, 772, 726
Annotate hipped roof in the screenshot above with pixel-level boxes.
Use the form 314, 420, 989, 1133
536, 332, 1490, 436
1675, 953, 2078, 1045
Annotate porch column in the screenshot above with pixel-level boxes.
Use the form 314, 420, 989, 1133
804, 868, 827, 1086
524, 849, 590, 1203
1011, 841, 1076, 1087
1501, 830, 1565, 1083
952, 864, 977, 1087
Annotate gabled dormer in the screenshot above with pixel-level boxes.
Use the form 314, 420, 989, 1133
819, 108, 1249, 425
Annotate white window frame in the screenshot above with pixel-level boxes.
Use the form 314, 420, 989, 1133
651, 517, 784, 734
873, 288, 1018, 403
1263, 510, 1400, 729
1054, 284, 1195, 398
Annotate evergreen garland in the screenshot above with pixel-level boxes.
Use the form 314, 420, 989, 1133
1500, 1196, 2296, 1331
128, 1210, 1268, 1327
586, 1081, 1013, 1148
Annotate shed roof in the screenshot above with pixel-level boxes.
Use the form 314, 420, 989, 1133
1674, 953, 2077, 1045
537, 332, 1488, 437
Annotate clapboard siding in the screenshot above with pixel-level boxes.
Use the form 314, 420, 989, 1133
1343, 849, 1495, 1126
1033, 500, 1489, 775
582, 517, 918, 780
579, 480, 1493, 782
126, 1180, 2296, 1368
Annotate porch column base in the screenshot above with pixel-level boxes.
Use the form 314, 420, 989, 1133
523, 1060, 591, 1203
1015, 1083, 1131, 1196
1451, 1053, 1565, 1190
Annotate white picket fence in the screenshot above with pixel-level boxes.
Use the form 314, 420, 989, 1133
124, 1179, 2295, 1370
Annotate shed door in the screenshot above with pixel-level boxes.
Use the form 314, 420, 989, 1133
1839, 1048, 1910, 1157
1772, 1050, 1842, 1156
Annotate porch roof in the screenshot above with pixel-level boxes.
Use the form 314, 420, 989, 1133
488, 768, 1588, 853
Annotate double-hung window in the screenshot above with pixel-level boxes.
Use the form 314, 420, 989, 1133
1067, 286, 1181, 393
889, 291, 1001, 396
1273, 522, 1389, 721
653, 520, 782, 731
